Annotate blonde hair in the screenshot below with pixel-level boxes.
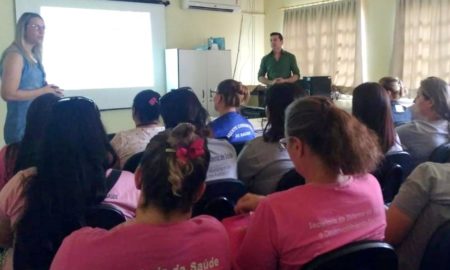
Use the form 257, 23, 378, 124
12, 12, 43, 64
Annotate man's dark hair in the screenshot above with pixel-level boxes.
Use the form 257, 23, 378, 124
270, 32, 283, 41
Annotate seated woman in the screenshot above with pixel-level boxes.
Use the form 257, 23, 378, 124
160, 87, 237, 181
51, 123, 231, 270
0, 93, 59, 190
386, 161, 450, 270
379, 76, 412, 126
111, 89, 164, 168
0, 96, 140, 270
210, 79, 255, 143
233, 97, 386, 270
352, 82, 403, 154
396, 77, 450, 166
237, 83, 306, 195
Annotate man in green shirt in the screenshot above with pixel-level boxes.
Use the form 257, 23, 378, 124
258, 32, 300, 86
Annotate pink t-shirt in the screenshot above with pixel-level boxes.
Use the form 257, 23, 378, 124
0, 146, 15, 192
51, 216, 231, 270
235, 174, 386, 270
0, 168, 140, 225
0, 168, 140, 270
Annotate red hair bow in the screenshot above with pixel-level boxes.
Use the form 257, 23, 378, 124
148, 97, 158, 106
176, 138, 205, 165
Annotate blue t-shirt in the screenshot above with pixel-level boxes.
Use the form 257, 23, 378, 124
210, 112, 255, 143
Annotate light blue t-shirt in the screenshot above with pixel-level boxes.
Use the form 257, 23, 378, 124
0, 47, 46, 144
210, 112, 255, 144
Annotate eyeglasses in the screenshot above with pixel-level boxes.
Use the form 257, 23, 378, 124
28, 24, 45, 31
279, 137, 289, 149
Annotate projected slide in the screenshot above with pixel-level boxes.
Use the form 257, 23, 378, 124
41, 7, 154, 90
15, 0, 166, 109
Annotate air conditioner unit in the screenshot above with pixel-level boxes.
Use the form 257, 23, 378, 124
182, 0, 240, 12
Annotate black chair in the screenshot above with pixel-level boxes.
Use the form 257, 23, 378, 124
372, 151, 413, 203
203, 197, 236, 221
420, 220, 450, 270
276, 168, 306, 192
86, 203, 126, 230
429, 142, 450, 163
123, 151, 144, 173
193, 179, 247, 220
303, 240, 398, 270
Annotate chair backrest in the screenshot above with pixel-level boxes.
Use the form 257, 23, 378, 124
203, 197, 236, 221
123, 151, 144, 173
303, 240, 398, 270
276, 168, 306, 192
373, 151, 413, 203
86, 203, 126, 230
429, 143, 450, 163
420, 219, 450, 270
193, 179, 247, 220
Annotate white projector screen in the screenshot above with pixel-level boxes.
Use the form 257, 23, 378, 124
15, 0, 166, 110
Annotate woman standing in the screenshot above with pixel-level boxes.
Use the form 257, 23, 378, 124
0, 12, 62, 144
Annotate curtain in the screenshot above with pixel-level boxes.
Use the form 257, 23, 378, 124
391, 0, 450, 94
283, 0, 362, 87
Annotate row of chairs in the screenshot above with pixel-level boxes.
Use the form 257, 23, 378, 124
276, 151, 414, 204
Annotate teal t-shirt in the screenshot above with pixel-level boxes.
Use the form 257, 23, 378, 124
258, 50, 300, 80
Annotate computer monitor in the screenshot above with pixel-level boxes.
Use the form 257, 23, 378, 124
300, 76, 332, 97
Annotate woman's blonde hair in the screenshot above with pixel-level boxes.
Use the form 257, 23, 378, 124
12, 12, 43, 64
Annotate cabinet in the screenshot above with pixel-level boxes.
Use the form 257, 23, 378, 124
165, 49, 232, 117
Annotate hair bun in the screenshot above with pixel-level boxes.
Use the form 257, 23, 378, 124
168, 123, 198, 148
